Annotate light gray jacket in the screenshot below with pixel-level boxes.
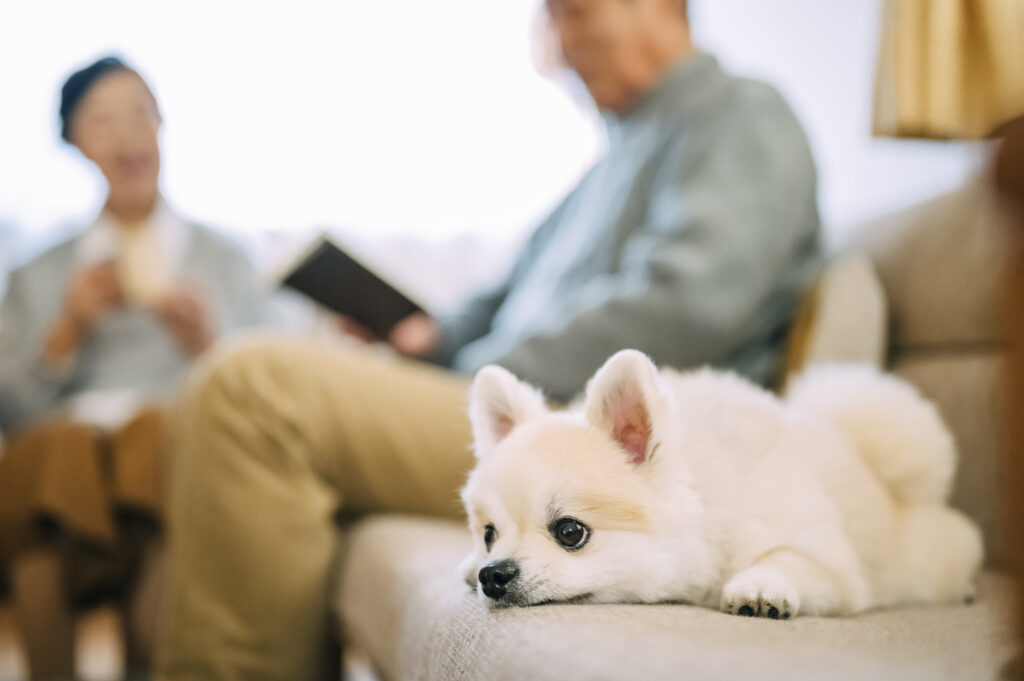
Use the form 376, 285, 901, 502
0, 221, 265, 434
436, 53, 821, 400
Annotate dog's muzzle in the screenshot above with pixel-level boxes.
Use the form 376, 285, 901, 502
478, 559, 520, 600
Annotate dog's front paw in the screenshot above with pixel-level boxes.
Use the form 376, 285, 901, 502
721, 566, 800, 619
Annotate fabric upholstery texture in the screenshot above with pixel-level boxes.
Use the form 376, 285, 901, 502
859, 180, 1008, 351
338, 516, 1016, 681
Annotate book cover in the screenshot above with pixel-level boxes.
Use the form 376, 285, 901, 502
279, 234, 426, 339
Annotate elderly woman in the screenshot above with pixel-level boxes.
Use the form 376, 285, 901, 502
0, 56, 265, 680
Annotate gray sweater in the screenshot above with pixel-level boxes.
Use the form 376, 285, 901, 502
436, 52, 821, 401
0, 221, 265, 434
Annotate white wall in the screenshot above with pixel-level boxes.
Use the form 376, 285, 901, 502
0, 0, 601, 247
690, 0, 990, 247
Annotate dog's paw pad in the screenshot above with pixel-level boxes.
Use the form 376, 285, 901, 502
721, 566, 799, 620
724, 596, 794, 619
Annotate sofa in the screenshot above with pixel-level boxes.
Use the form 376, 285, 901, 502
332, 179, 1020, 681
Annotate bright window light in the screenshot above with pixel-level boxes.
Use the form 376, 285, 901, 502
0, 0, 985, 253
0, 0, 604, 241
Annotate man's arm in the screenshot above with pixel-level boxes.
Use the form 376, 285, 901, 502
432, 280, 511, 367
453, 109, 820, 400
432, 182, 585, 366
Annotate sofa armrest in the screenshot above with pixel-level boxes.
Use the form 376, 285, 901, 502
782, 254, 887, 390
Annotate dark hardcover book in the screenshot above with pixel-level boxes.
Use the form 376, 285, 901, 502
279, 234, 426, 338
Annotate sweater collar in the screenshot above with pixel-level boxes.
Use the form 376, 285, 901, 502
603, 51, 724, 139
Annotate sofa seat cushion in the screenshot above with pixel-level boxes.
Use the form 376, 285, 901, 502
337, 516, 1017, 681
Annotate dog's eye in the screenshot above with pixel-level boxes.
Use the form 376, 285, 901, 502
551, 517, 590, 551
483, 524, 496, 551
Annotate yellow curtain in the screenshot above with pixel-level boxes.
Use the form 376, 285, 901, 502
874, 0, 1024, 139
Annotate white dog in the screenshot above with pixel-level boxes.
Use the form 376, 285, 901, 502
459, 350, 982, 618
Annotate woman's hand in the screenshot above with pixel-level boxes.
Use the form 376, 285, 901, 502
155, 287, 214, 356
44, 262, 123, 365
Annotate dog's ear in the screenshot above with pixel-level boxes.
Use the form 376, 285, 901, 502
584, 350, 666, 465
469, 365, 547, 457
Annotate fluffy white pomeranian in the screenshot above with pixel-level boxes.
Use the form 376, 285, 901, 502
459, 350, 982, 618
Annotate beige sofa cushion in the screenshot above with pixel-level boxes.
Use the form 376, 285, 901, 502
859, 179, 1010, 351
337, 516, 1016, 681
892, 353, 1009, 568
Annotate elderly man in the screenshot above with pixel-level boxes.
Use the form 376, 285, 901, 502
155, 1, 819, 679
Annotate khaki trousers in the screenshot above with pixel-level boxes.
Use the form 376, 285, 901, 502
155, 336, 475, 681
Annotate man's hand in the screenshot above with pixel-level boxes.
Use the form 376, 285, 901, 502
44, 262, 123, 364
389, 313, 440, 358
155, 287, 214, 356
335, 312, 440, 358
336, 315, 377, 344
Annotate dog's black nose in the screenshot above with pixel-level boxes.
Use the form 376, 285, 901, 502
478, 560, 520, 600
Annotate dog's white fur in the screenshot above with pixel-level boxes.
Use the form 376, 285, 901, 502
459, 350, 983, 617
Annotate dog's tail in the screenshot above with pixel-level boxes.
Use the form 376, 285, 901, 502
786, 365, 955, 505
